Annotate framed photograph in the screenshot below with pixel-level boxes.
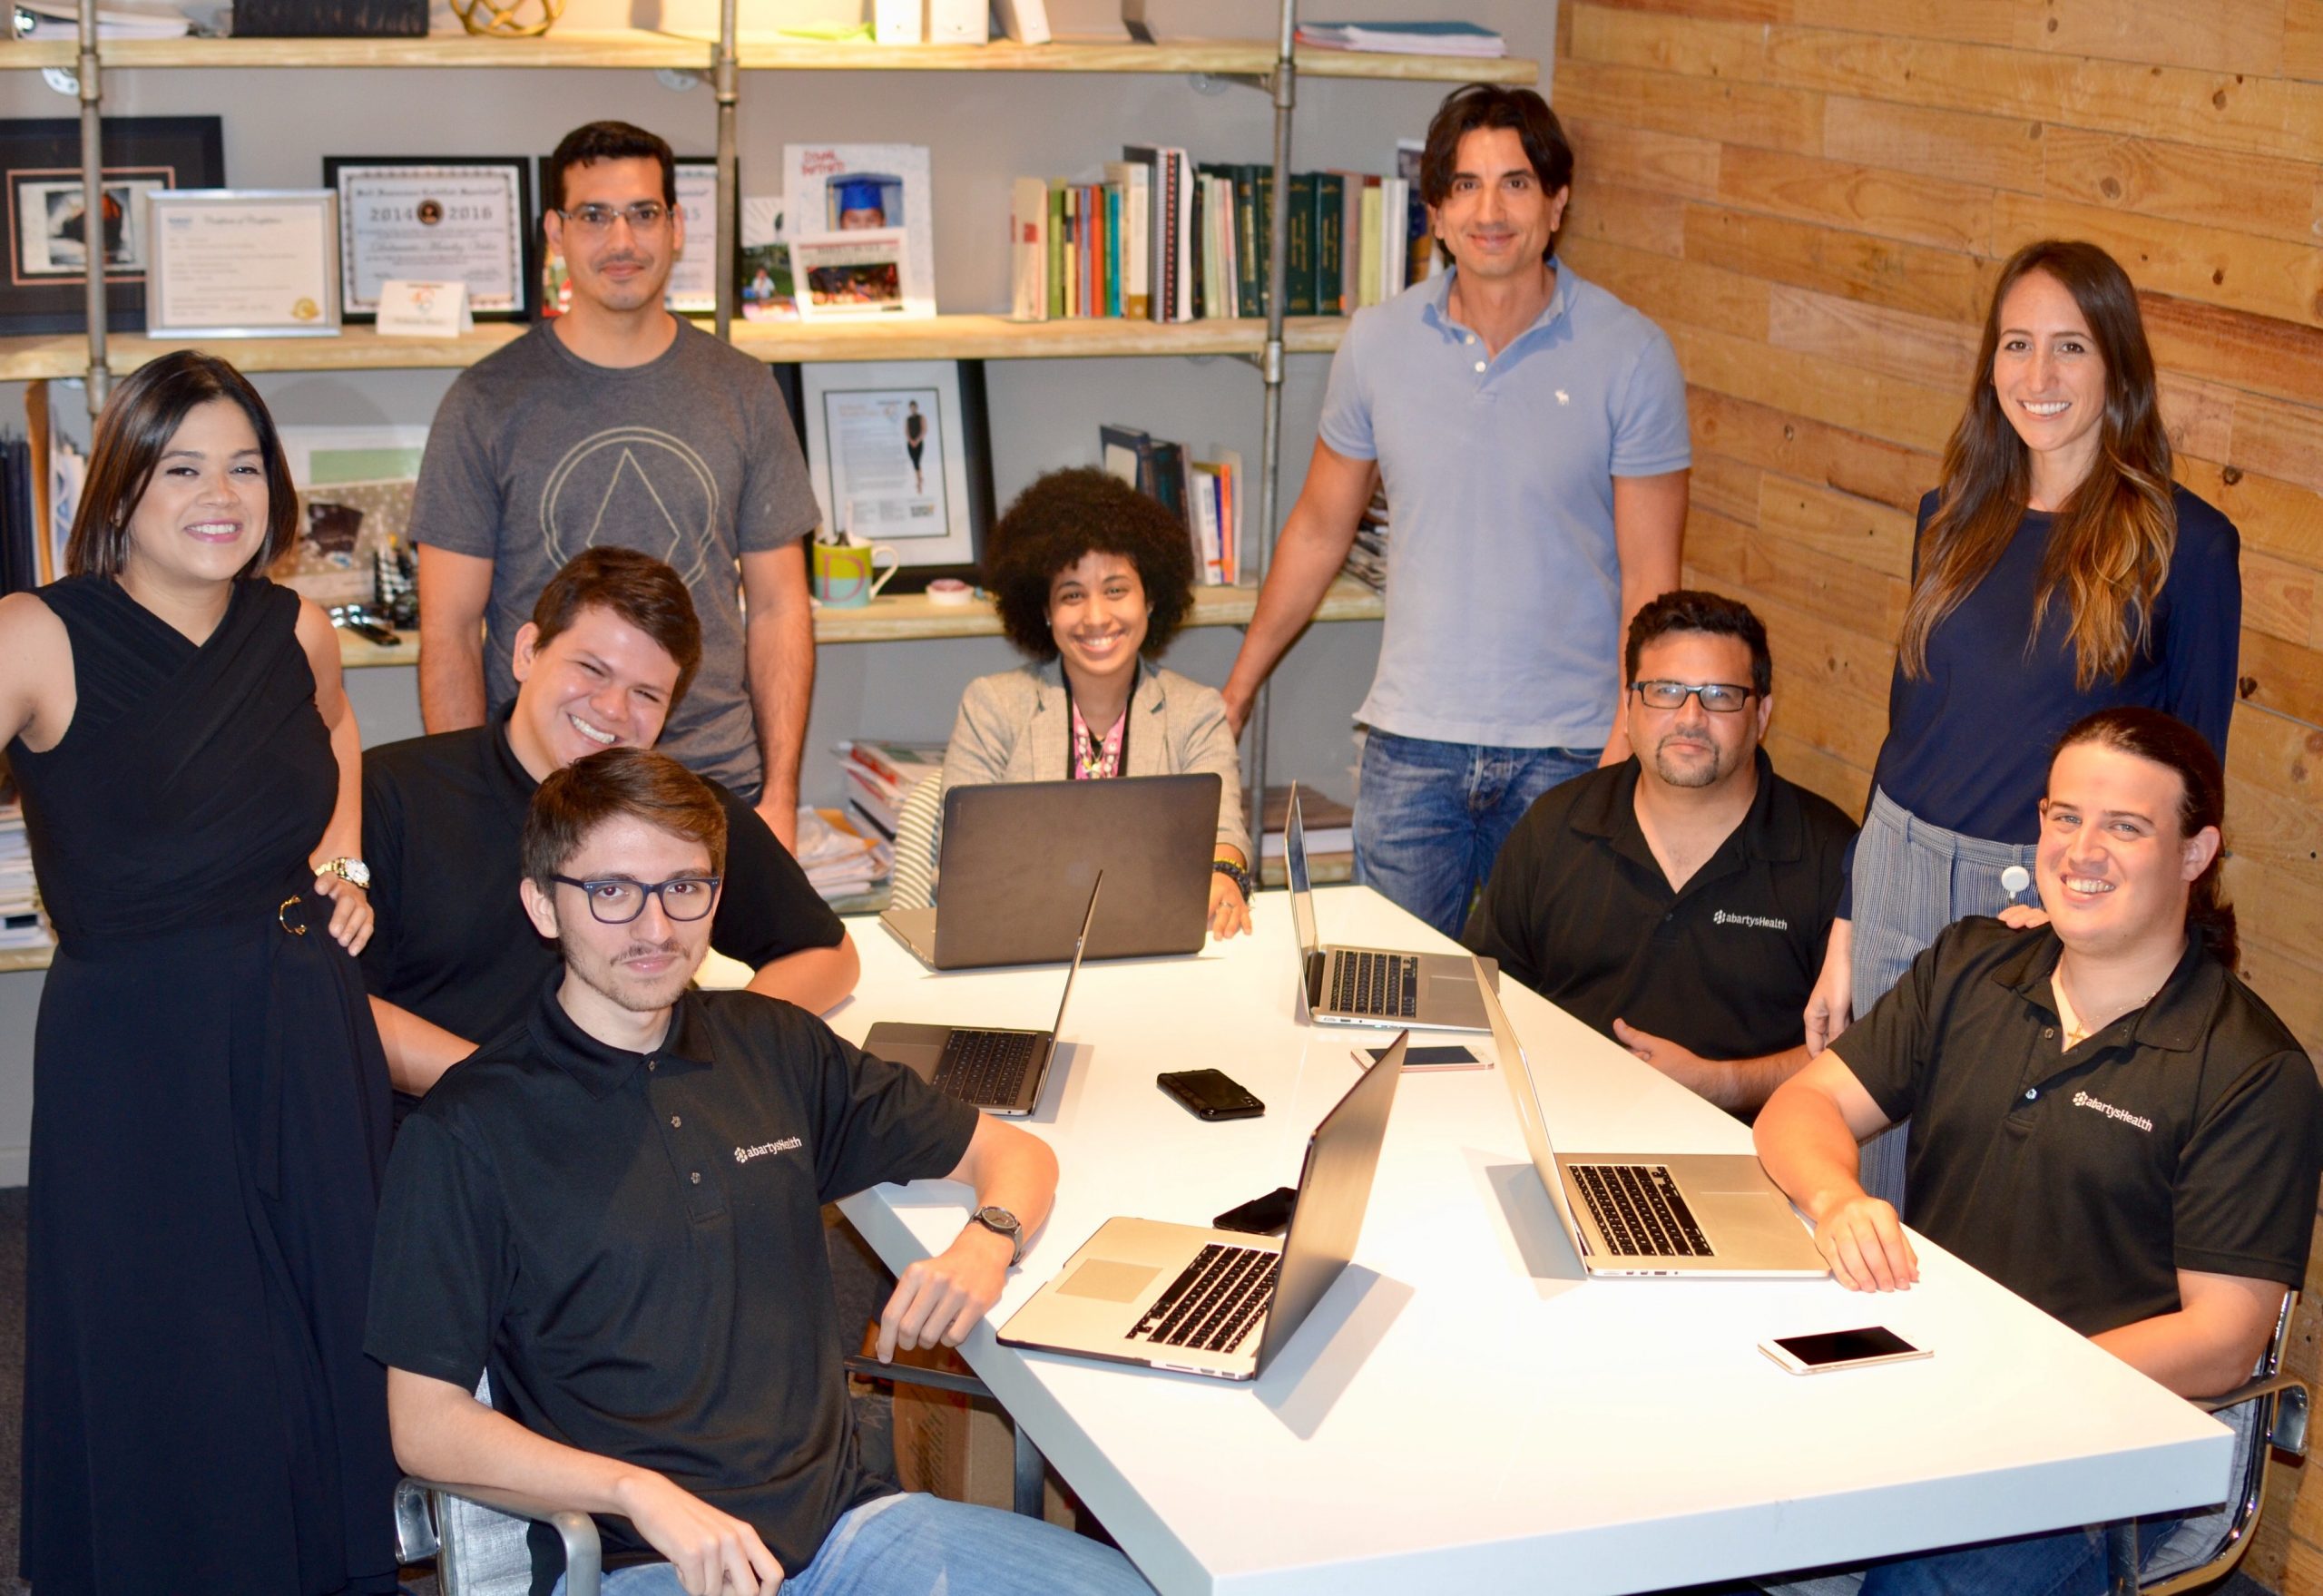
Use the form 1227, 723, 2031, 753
782, 142, 936, 317
791, 229, 907, 321
738, 193, 797, 322
0, 115, 223, 334
323, 156, 532, 322
797, 359, 994, 583
145, 189, 341, 338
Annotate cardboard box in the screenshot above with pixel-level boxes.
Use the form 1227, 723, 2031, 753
863, 1331, 1074, 1525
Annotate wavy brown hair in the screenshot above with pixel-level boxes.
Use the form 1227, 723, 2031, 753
1898, 240, 2176, 690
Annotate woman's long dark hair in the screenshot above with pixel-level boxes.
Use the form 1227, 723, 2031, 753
2052, 707, 2235, 968
1900, 240, 2176, 690
64, 350, 298, 581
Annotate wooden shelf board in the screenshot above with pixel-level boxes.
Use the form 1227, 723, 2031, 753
0, 945, 54, 974
338, 576, 1381, 666
90, 30, 711, 69
3, 39, 77, 67
0, 314, 1352, 382
719, 36, 1533, 83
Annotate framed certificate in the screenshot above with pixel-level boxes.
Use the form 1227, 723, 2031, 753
145, 189, 341, 338
323, 157, 531, 321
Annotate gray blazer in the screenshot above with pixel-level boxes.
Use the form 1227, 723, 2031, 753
942, 661, 1251, 863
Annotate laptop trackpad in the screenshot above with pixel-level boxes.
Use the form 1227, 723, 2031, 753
1061, 1259, 1161, 1301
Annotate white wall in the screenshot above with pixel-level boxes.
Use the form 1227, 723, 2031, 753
0, 0, 1559, 1182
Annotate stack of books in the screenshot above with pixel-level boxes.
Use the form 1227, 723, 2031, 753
1294, 20, 1505, 56
1010, 147, 1436, 325
1342, 481, 1392, 593
838, 739, 946, 846
1260, 784, 1356, 862
1098, 426, 1242, 585
793, 807, 888, 904
0, 791, 49, 952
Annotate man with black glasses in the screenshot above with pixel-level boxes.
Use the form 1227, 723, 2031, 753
412, 120, 821, 847
1464, 591, 1853, 1115
368, 749, 1153, 1596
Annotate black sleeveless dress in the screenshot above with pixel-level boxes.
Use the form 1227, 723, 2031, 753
12, 576, 398, 1595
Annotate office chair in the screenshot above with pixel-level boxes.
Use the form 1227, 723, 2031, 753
394, 1360, 1048, 1596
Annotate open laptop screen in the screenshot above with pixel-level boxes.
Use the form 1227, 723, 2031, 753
1285, 783, 1320, 960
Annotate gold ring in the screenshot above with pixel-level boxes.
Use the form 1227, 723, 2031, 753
279, 896, 307, 935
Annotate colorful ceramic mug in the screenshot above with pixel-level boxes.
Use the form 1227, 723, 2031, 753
811, 541, 900, 607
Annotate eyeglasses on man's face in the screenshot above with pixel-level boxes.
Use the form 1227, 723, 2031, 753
1630, 680, 1758, 713
550, 873, 721, 925
554, 201, 671, 234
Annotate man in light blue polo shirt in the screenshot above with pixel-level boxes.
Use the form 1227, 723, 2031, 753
1221, 84, 1691, 937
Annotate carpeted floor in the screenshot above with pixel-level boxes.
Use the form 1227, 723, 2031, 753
0, 1184, 2286, 1595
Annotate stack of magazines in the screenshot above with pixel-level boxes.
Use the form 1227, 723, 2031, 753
793, 807, 888, 905
1342, 482, 1391, 593
0, 785, 49, 952
1294, 20, 1505, 56
838, 739, 946, 845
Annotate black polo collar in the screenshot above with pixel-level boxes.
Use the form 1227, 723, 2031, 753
525, 974, 716, 1099
1990, 926, 2220, 1055
1566, 748, 1800, 874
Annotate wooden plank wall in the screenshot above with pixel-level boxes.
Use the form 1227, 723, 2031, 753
1549, 2, 2323, 1585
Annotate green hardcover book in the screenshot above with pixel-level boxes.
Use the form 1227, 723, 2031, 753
1250, 166, 1275, 319
1046, 181, 1066, 320
1233, 164, 1260, 319
1286, 171, 1317, 317
1312, 171, 1346, 315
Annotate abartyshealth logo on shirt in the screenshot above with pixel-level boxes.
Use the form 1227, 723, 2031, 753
2072, 1092, 2154, 1133
1712, 910, 1789, 931
735, 1137, 804, 1164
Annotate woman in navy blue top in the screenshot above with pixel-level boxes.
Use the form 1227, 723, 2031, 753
1804, 240, 2240, 1201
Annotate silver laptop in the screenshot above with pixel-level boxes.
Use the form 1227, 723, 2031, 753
862, 876, 1100, 1118
1479, 964, 1826, 1278
999, 1032, 1407, 1380
1286, 783, 1492, 1032
880, 775, 1218, 970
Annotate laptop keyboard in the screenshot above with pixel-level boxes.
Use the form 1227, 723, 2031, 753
930, 1028, 1044, 1107
1130, 1242, 1279, 1355
1570, 1162, 1713, 1258
1329, 949, 1419, 1018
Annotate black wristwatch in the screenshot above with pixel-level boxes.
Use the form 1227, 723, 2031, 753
969, 1204, 1024, 1266
1212, 858, 1253, 902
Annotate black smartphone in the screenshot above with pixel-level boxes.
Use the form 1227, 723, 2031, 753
1156, 1068, 1265, 1121
1214, 1185, 1299, 1234
1361, 1043, 1485, 1072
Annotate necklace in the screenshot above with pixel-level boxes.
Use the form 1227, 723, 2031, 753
2052, 963, 2164, 1050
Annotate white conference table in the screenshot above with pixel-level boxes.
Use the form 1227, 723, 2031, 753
819, 886, 2228, 1595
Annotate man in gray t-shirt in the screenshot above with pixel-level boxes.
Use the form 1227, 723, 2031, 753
414, 120, 821, 838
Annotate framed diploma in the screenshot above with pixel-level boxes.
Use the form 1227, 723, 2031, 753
323, 157, 531, 322
146, 190, 341, 338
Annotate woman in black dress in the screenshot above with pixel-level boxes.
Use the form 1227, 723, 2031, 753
5, 352, 398, 1593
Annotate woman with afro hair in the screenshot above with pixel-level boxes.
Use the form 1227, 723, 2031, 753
940, 466, 1252, 938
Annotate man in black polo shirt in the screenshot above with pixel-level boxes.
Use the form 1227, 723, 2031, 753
362, 548, 858, 1095
1463, 590, 1852, 1114
1753, 708, 2321, 1595
367, 749, 1152, 1596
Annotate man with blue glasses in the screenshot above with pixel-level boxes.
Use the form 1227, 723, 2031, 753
1464, 591, 1855, 1116
412, 119, 822, 850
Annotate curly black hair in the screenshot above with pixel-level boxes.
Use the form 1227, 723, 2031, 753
984, 466, 1197, 661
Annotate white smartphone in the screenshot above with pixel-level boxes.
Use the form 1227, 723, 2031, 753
1759, 1326, 1931, 1376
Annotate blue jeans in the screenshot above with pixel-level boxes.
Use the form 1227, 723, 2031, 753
1353, 729, 1600, 938
554, 1491, 1154, 1596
